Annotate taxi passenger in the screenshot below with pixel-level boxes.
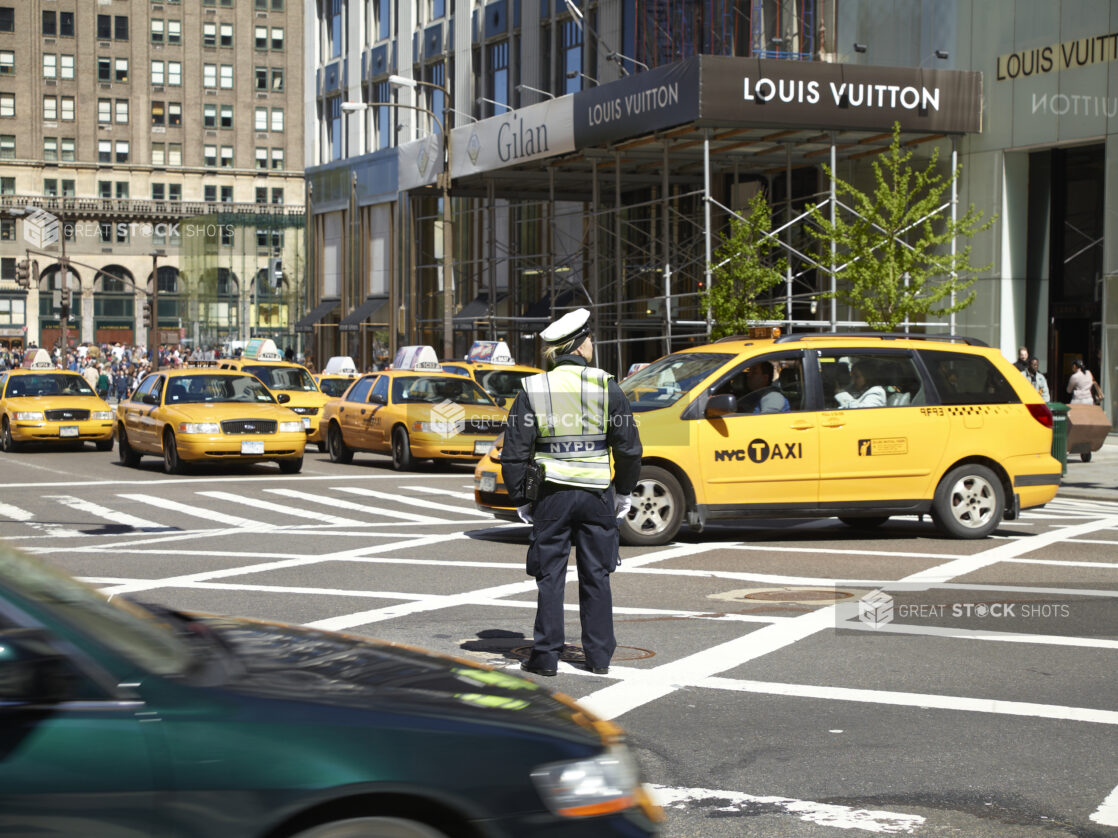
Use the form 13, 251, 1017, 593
834, 360, 887, 408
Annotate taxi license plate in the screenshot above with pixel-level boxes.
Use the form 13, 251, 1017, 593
241, 441, 265, 455
301, 416, 311, 429
59, 426, 79, 438
474, 440, 493, 456
480, 472, 496, 493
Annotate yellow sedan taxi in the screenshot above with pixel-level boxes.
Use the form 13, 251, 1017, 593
0, 349, 114, 452
115, 368, 307, 474
476, 331, 1062, 543
219, 338, 331, 450
321, 345, 507, 470
441, 340, 543, 406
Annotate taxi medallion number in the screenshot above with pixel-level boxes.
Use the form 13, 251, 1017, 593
480, 472, 497, 493
59, 426, 79, 437
474, 440, 493, 456
241, 441, 265, 455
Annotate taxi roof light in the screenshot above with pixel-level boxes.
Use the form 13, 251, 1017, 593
21, 349, 54, 370
392, 345, 442, 371
241, 338, 284, 362
466, 340, 515, 365
322, 356, 359, 376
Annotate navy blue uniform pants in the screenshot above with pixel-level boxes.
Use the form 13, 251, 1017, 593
525, 485, 619, 671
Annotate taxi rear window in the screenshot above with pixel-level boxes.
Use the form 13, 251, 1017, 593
318, 377, 353, 397
620, 352, 734, 412
918, 350, 1020, 405
244, 364, 318, 392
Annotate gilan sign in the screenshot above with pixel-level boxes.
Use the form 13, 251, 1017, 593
450, 97, 575, 178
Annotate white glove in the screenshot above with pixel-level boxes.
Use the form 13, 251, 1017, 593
516, 504, 534, 525
614, 495, 632, 519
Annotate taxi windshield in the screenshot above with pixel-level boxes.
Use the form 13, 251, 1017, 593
244, 364, 318, 392
6, 373, 96, 398
165, 374, 275, 404
392, 376, 495, 405
620, 352, 735, 412
318, 377, 354, 397
475, 369, 535, 399
0, 548, 193, 677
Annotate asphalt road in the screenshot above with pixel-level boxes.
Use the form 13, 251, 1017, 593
2, 443, 1117, 838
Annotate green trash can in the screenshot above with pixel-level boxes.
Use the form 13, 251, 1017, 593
1048, 402, 1069, 476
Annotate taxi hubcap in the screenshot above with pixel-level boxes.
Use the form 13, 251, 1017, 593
628, 479, 675, 534
948, 474, 996, 528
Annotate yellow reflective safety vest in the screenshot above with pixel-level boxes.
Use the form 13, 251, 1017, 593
522, 364, 612, 489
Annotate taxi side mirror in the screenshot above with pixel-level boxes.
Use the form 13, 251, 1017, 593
276, 393, 291, 404
142, 393, 159, 406
705, 393, 737, 418
369, 393, 386, 405
494, 396, 507, 408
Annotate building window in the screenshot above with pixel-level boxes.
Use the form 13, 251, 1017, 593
168, 61, 181, 86
204, 145, 217, 167
375, 0, 390, 40
115, 58, 128, 82
0, 175, 13, 192
152, 143, 165, 166
42, 54, 56, 78
60, 13, 74, 37
98, 58, 112, 82
0, 51, 10, 75
115, 99, 129, 124
203, 64, 216, 88
151, 101, 165, 125
152, 183, 165, 200
60, 96, 74, 121
221, 186, 233, 202
60, 138, 74, 162
271, 68, 284, 91
98, 181, 112, 199
43, 96, 57, 121
0, 93, 13, 119
97, 14, 113, 40
255, 107, 267, 131
0, 217, 14, 237
220, 104, 233, 129
204, 184, 217, 202
255, 26, 267, 50
203, 103, 217, 128
220, 23, 233, 47
150, 18, 164, 43
98, 98, 112, 123
271, 188, 284, 204
328, 0, 341, 58
271, 108, 283, 132
0, 8, 12, 33
373, 80, 391, 151
61, 178, 75, 195
271, 27, 284, 50
168, 144, 182, 166
168, 102, 182, 125
115, 141, 129, 163
114, 16, 128, 40
221, 226, 233, 246
220, 146, 233, 168
255, 147, 267, 169
562, 19, 582, 96
60, 55, 74, 79
203, 21, 216, 47
327, 96, 342, 161
271, 147, 284, 169
41, 181, 57, 199
220, 64, 233, 89
116, 182, 128, 199
42, 11, 56, 36
151, 60, 165, 85
168, 20, 181, 45
43, 137, 57, 161
487, 41, 509, 115
256, 67, 268, 91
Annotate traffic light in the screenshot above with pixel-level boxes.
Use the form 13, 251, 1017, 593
268, 257, 283, 288
59, 285, 71, 308
142, 296, 153, 329
14, 259, 30, 288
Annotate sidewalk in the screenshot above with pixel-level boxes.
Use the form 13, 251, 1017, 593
1055, 434, 1118, 503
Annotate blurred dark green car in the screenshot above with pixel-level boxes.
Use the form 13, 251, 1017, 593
0, 545, 662, 837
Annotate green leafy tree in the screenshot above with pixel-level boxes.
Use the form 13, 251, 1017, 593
703, 191, 786, 339
807, 123, 994, 331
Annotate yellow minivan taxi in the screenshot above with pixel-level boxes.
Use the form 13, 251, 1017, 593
219, 339, 331, 450
0, 349, 114, 452
475, 333, 1062, 543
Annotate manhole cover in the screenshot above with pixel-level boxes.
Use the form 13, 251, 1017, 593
511, 644, 655, 663
710, 587, 863, 605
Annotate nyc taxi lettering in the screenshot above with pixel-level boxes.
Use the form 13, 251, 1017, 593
715, 438, 802, 464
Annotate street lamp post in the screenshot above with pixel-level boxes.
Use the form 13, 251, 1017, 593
150, 249, 165, 371
345, 75, 455, 360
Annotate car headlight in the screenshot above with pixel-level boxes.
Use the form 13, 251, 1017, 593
530, 745, 639, 818
92, 411, 113, 420
14, 411, 44, 421
413, 420, 462, 435
178, 422, 221, 434
278, 421, 304, 433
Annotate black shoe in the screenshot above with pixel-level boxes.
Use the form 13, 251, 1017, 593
588, 665, 610, 675
520, 661, 557, 677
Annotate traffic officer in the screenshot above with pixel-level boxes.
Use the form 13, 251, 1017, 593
502, 308, 642, 677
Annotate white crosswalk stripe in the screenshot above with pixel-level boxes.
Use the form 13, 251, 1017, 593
408, 485, 478, 502
197, 491, 367, 527
338, 486, 492, 518
264, 488, 453, 524
117, 494, 275, 530
45, 494, 176, 532
0, 501, 33, 522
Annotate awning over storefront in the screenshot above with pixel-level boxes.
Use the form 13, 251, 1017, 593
453, 292, 507, 325
294, 297, 340, 334
339, 295, 389, 332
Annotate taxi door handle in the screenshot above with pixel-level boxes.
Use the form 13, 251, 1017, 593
360, 408, 366, 414
822, 419, 845, 428
788, 421, 814, 431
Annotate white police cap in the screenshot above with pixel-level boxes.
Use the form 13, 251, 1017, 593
539, 308, 591, 345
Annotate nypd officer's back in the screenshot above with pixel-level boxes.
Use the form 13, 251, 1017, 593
502, 308, 642, 676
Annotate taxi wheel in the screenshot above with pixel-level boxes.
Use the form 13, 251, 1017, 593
95, 438, 114, 452
1081, 452, 1092, 463
328, 423, 353, 464
162, 429, 187, 475
931, 464, 1004, 539
620, 465, 684, 546
838, 516, 889, 530
391, 427, 412, 471
291, 816, 449, 838
1, 418, 19, 453
118, 425, 141, 467
279, 457, 303, 474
